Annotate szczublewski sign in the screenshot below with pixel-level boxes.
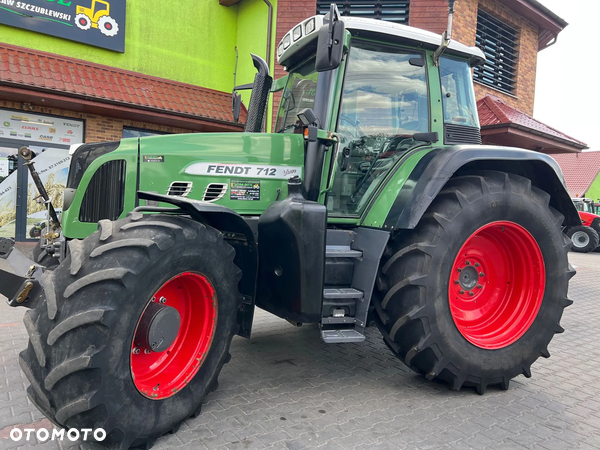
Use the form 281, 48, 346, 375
0, 0, 126, 52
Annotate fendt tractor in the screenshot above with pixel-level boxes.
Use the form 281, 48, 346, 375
568, 197, 600, 252
0, 2, 578, 448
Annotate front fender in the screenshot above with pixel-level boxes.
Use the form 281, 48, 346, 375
136, 191, 258, 338
383, 145, 580, 230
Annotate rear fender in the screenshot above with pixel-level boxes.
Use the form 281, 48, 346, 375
383, 146, 580, 230
135, 192, 258, 338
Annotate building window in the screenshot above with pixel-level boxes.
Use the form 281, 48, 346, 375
474, 10, 517, 94
317, 1, 410, 24
122, 127, 169, 139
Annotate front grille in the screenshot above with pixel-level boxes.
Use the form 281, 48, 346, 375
79, 160, 126, 223
203, 183, 228, 202
444, 124, 482, 145
167, 181, 193, 197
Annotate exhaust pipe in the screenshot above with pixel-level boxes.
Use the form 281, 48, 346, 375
243, 54, 273, 133
433, 0, 457, 66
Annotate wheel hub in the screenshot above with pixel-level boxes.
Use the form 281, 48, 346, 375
458, 265, 479, 291
135, 302, 181, 353
572, 230, 590, 248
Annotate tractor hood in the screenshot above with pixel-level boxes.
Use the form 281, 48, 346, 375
138, 132, 305, 215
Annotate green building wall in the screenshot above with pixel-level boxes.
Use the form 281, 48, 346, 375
0, 0, 278, 97
587, 173, 600, 203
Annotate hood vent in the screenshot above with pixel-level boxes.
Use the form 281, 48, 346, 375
167, 181, 193, 197
203, 183, 228, 202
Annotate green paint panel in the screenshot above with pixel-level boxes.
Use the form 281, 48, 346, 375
62, 137, 139, 239
138, 132, 304, 215
360, 148, 434, 227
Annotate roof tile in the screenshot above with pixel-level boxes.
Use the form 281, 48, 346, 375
0, 43, 243, 126
477, 95, 587, 148
551, 151, 600, 197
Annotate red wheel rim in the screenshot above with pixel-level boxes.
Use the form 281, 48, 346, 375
131, 272, 217, 399
448, 221, 545, 349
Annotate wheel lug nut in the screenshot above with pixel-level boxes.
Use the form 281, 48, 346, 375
459, 290, 465, 294
477, 284, 482, 289
132, 347, 140, 355
454, 280, 459, 285
144, 349, 152, 354
159, 296, 167, 304
469, 291, 474, 296
457, 268, 462, 272
151, 297, 156, 302
475, 263, 480, 267
465, 260, 471, 265
479, 272, 484, 277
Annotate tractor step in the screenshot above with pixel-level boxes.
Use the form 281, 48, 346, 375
320, 329, 366, 343
325, 245, 363, 258
323, 287, 363, 299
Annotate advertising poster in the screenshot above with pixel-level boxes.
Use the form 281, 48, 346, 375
0, 0, 126, 52
0, 149, 71, 238
1, 110, 84, 145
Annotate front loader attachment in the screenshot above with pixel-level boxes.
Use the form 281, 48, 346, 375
0, 237, 46, 309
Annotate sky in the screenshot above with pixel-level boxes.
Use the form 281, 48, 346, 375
534, 0, 599, 150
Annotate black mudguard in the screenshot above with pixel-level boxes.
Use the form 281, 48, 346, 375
136, 191, 258, 338
383, 145, 580, 230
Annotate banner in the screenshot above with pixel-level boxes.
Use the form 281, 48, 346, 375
0, 110, 84, 146
0, 149, 70, 237
0, 0, 126, 52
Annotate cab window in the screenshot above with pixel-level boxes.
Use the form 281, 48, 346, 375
327, 41, 428, 216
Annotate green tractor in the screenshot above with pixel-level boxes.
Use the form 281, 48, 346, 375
0, 2, 577, 448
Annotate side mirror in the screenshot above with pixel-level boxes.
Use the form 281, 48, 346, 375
315, 5, 345, 72
232, 92, 242, 124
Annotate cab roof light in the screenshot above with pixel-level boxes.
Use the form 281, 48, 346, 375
283, 34, 291, 50
293, 25, 302, 41
305, 18, 316, 34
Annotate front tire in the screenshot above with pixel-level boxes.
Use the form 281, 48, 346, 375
374, 171, 574, 394
19, 214, 241, 448
566, 225, 599, 253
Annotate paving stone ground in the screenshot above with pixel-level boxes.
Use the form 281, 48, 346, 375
0, 252, 599, 449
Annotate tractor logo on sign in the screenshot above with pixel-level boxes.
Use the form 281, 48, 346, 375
75, 0, 119, 37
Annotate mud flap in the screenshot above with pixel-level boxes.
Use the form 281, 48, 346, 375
0, 238, 46, 308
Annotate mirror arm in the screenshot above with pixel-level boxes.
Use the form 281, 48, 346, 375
433, 0, 456, 66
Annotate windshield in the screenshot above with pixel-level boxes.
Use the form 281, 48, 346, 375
440, 57, 479, 127
275, 60, 318, 133
327, 41, 430, 216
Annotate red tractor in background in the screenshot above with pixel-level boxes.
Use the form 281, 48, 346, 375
567, 198, 600, 252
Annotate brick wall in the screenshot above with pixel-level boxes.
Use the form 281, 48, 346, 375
409, 0, 448, 35
451, 0, 539, 115
272, 0, 317, 129
0, 101, 194, 143
408, 0, 538, 115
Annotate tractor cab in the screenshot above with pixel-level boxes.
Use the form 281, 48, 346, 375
274, 8, 484, 220
573, 197, 600, 215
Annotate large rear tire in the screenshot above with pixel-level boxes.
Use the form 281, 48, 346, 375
374, 171, 574, 394
19, 213, 241, 448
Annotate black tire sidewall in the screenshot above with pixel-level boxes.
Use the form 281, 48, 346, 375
424, 181, 567, 377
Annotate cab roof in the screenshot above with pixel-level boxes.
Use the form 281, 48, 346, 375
278, 15, 486, 69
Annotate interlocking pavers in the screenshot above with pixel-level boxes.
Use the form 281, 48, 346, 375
1, 252, 600, 449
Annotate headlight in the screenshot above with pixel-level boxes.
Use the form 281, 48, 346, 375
283, 34, 291, 49
305, 18, 316, 34
278, 42, 284, 58
293, 25, 302, 41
